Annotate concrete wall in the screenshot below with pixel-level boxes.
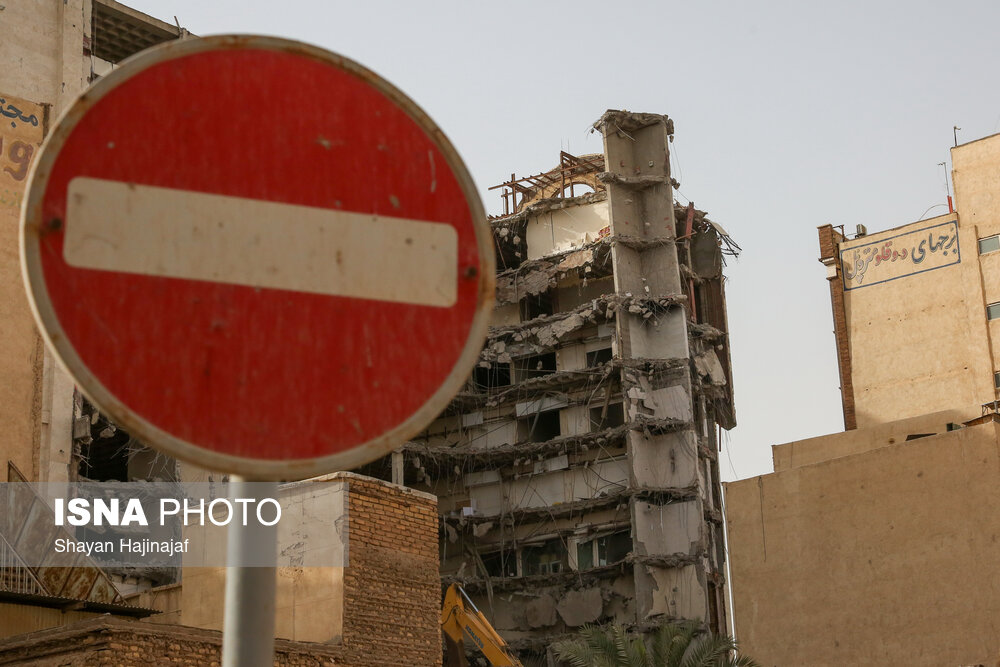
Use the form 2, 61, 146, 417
952, 132, 1000, 236
525, 201, 609, 260
771, 404, 983, 471
725, 421, 1000, 666
0, 92, 45, 480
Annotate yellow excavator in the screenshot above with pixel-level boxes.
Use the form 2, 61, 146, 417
441, 583, 523, 666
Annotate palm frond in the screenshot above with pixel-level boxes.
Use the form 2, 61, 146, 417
552, 639, 598, 667
651, 621, 699, 666
552, 619, 759, 667
611, 625, 633, 666
679, 634, 734, 667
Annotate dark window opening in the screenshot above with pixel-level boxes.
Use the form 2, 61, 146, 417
586, 347, 613, 367
518, 410, 561, 443
522, 540, 566, 576
590, 402, 625, 431
78, 426, 130, 482
604, 531, 631, 564
520, 289, 556, 321
577, 531, 631, 571
473, 362, 512, 390
516, 353, 557, 381
691, 283, 704, 324
482, 550, 517, 578
576, 541, 594, 571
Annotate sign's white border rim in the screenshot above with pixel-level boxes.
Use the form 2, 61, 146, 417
21, 34, 495, 481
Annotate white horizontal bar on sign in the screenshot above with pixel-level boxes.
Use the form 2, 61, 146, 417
63, 177, 458, 307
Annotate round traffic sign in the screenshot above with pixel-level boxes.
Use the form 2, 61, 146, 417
21, 35, 493, 480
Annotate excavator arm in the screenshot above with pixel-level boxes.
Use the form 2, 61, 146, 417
441, 583, 523, 667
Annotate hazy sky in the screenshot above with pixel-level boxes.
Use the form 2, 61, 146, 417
124, 0, 1000, 481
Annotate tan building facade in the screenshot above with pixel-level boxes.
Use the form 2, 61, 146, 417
0, 5, 445, 666
726, 133, 1000, 665
0, 0, 183, 485
820, 133, 1000, 430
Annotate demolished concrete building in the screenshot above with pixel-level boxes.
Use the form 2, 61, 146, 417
360, 111, 740, 660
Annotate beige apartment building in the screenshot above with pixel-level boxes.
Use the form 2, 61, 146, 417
725, 132, 1000, 666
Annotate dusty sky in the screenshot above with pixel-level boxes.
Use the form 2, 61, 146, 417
124, 0, 1000, 481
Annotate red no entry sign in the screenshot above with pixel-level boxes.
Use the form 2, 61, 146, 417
21, 36, 493, 479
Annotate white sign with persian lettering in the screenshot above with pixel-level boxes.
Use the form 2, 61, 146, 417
841, 219, 959, 290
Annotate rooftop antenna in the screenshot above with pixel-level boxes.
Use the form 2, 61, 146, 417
953, 125, 961, 147
939, 162, 954, 213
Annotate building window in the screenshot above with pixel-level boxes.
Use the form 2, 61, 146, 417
590, 402, 625, 431
520, 288, 556, 321
482, 549, 517, 578
473, 362, 511, 390
994, 371, 1000, 389
979, 235, 1000, 254
515, 352, 557, 381
586, 347, 613, 367
988, 302, 1000, 320
517, 410, 561, 443
522, 540, 566, 575
575, 531, 631, 571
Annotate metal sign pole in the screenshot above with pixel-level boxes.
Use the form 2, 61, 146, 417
222, 475, 279, 667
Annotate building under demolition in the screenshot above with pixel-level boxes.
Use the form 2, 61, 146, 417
360, 110, 740, 660
1, 1, 742, 662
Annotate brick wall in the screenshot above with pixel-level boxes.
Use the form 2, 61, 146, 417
338, 473, 442, 667
818, 224, 857, 430
0, 473, 442, 667
0, 618, 340, 666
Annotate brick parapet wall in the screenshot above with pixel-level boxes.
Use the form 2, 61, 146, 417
0, 473, 442, 667
0, 617, 339, 666
818, 224, 857, 430
337, 472, 442, 667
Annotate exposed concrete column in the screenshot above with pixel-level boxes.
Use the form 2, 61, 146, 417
597, 111, 710, 625
38, 0, 92, 482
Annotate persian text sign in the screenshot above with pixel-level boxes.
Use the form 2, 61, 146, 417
841, 220, 960, 290
0, 93, 43, 213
